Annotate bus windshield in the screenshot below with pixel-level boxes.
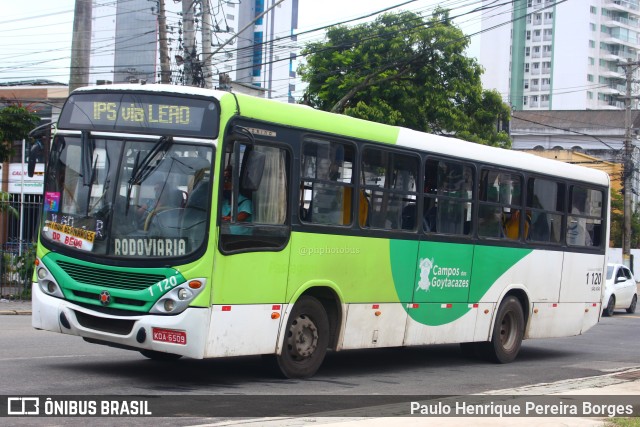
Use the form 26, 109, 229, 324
40, 134, 214, 260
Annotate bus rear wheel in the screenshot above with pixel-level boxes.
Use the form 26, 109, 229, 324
275, 296, 329, 379
481, 296, 524, 364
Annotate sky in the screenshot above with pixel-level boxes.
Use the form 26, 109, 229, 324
0, 0, 484, 95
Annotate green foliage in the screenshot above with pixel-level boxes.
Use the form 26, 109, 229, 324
609, 188, 640, 248
1, 244, 36, 299
0, 104, 40, 162
606, 417, 640, 427
0, 192, 18, 219
299, 9, 512, 147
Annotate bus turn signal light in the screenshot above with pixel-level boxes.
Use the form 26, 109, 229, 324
189, 280, 202, 289
271, 312, 280, 319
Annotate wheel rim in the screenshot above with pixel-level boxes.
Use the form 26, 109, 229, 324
286, 314, 318, 360
499, 310, 518, 351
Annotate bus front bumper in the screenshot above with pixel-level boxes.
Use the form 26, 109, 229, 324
31, 283, 209, 359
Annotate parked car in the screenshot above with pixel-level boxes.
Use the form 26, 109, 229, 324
602, 263, 638, 316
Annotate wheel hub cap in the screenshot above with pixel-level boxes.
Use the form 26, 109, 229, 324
287, 315, 318, 359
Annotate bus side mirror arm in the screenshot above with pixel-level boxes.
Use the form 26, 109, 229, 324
27, 140, 44, 178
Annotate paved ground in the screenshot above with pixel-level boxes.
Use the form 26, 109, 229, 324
3, 299, 639, 426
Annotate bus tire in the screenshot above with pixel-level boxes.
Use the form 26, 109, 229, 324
482, 296, 524, 364
140, 350, 183, 361
275, 295, 329, 379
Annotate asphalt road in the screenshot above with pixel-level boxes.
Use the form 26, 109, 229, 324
1, 312, 639, 425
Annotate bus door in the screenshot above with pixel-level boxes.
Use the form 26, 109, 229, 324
208, 135, 292, 357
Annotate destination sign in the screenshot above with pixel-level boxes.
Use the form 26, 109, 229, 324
58, 92, 218, 137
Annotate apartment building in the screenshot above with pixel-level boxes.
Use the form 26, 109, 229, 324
479, 0, 640, 110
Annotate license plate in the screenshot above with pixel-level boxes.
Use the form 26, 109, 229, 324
152, 328, 187, 345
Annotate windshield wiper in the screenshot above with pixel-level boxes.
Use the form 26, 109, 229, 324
81, 131, 94, 186
125, 136, 173, 214
84, 155, 99, 217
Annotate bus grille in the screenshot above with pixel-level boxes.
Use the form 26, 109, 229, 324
73, 310, 135, 335
56, 261, 166, 291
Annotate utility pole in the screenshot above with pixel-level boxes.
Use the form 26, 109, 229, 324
69, 0, 92, 92
205, 0, 285, 69
182, 0, 196, 86
158, 0, 171, 84
619, 58, 640, 268
201, 0, 213, 89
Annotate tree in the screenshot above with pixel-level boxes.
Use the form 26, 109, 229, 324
299, 9, 511, 147
610, 187, 640, 248
0, 103, 40, 162
0, 103, 40, 219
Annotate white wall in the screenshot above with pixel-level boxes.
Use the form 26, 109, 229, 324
608, 248, 640, 275
550, 1, 591, 109
479, 0, 512, 101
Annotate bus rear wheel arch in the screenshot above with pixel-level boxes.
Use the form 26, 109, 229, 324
273, 295, 330, 379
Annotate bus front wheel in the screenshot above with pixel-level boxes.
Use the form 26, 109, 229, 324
482, 296, 524, 364
275, 296, 329, 379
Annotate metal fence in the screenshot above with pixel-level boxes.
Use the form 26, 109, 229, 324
0, 193, 41, 300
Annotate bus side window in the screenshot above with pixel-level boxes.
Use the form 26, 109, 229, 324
220, 138, 290, 252
424, 158, 474, 236
300, 138, 355, 226
526, 177, 565, 244
361, 148, 419, 231
567, 186, 603, 247
478, 169, 523, 240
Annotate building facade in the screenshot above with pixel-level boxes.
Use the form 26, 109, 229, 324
89, 0, 298, 101
91, 0, 158, 85
218, 0, 299, 101
510, 110, 640, 204
479, 0, 640, 110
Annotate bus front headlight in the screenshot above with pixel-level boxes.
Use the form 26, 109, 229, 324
150, 278, 206, 315
35, 259, 65, 299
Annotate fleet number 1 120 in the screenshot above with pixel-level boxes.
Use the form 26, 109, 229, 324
586, 272, 602, 286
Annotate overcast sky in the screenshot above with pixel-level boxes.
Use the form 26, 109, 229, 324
0, 0, 482, 90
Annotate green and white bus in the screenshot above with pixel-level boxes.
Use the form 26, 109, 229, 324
32, 85, 609, 378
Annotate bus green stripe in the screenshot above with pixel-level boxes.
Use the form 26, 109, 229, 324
227, 93, 400, 145
390, 239, 532, 326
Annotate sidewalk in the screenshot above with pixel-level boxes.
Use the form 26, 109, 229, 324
208, 370, 640, 427
0, 298, 32, 315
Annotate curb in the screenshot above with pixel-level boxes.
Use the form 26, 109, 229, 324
0, 310, 31, 315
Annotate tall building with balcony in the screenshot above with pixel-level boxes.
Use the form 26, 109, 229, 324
479, 0, 640, 110
214, 0, 299, 102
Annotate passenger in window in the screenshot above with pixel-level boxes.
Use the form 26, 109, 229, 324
529, 212, 550, 242
478, 206, 503, 238
221, 165, 252, 223
567, 190, 591, 246
502, 210, 531, 240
